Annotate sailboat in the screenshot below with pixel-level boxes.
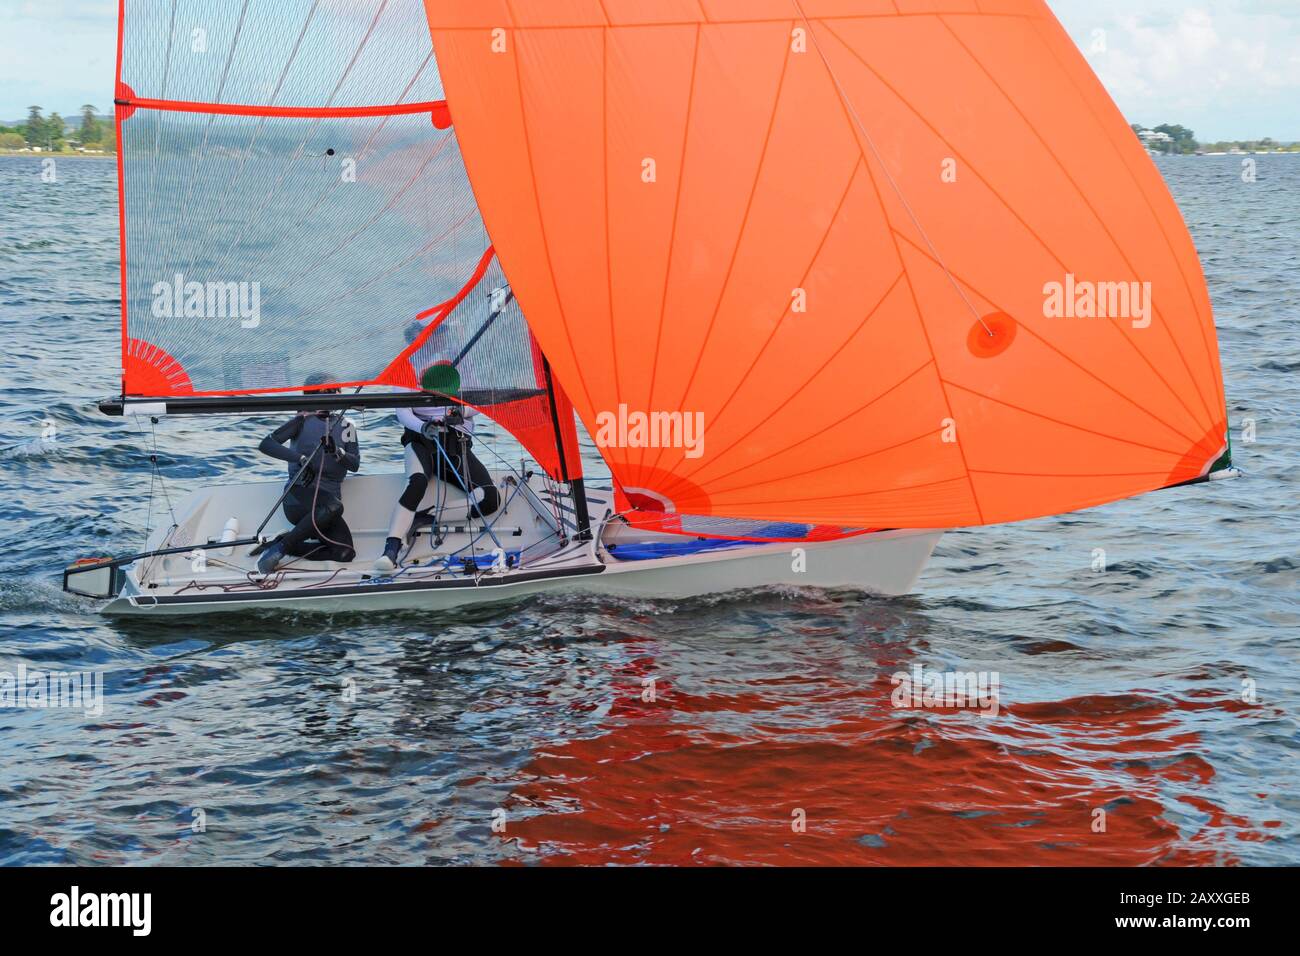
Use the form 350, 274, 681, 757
65, 0, 1238, 616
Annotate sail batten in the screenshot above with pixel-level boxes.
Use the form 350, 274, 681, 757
424, 0, 1229, 529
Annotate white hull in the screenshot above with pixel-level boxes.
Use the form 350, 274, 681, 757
78, 471, 942, 617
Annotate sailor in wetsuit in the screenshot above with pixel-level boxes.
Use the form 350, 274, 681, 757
254, 382, 361, 575
373, 362, 501, 572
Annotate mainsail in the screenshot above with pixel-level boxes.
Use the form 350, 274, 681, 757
113, 0, 579, 481
424, 0, 1231, 529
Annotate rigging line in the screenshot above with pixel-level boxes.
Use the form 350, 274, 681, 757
789, 1, 992, 338
431, 448, 448, 551
306, 436, 352, 557
151, 417, 177, 528
432, 425, 505, 554
441, 481, 528, 565
938, 16, 1216, 428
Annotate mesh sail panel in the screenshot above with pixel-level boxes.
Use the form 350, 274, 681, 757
121, 109, 484, 394
115, 0, 580, 479
122, 0, 442, 107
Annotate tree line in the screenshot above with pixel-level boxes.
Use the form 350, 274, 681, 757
1129, 122, 1300, 155
0, 106, 116, 152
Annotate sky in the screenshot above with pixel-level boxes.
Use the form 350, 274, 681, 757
0, 0, 1298, 141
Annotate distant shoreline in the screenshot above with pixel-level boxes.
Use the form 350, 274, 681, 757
0, 150, 115, 159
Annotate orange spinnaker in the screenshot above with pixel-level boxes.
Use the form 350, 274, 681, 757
424, 0, 1228, 528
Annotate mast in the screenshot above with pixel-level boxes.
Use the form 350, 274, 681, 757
541, 356, 592, 541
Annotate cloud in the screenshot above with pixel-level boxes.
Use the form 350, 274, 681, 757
1051, 0, 1300, 140
0, 1, 1297, 140
0, 1, 117, 119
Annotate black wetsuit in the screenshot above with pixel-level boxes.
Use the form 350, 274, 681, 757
399, 424, 500, 519
259, 413, 360, 563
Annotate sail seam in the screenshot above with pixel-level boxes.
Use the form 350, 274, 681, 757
287, 132, 459, 287
646, 21, 798, 480
177, 0, 322, 279
798, 12, 984, 524
503, 13, 599, 419
943, 381, 1191, 458
818, 18, 1210, 437
708, 427, 956, 499
601, 26, 621, 418
673, 174, 903, 488
717, 475, 968, 511
686, 157, 867, 458
199, 0, 402, 295
156, 0, 251, 265
297, 51, 438, 224
1029, 16, 1223, 416
667, 351, 929, 493
971, 470, 1174, 479
891, 230, 1204, 448
641, 23, 704, 478
937, 16, 1217, 429
796, 8, 992, 339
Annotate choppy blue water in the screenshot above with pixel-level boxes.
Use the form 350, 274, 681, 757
0, 154, 1295, 866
